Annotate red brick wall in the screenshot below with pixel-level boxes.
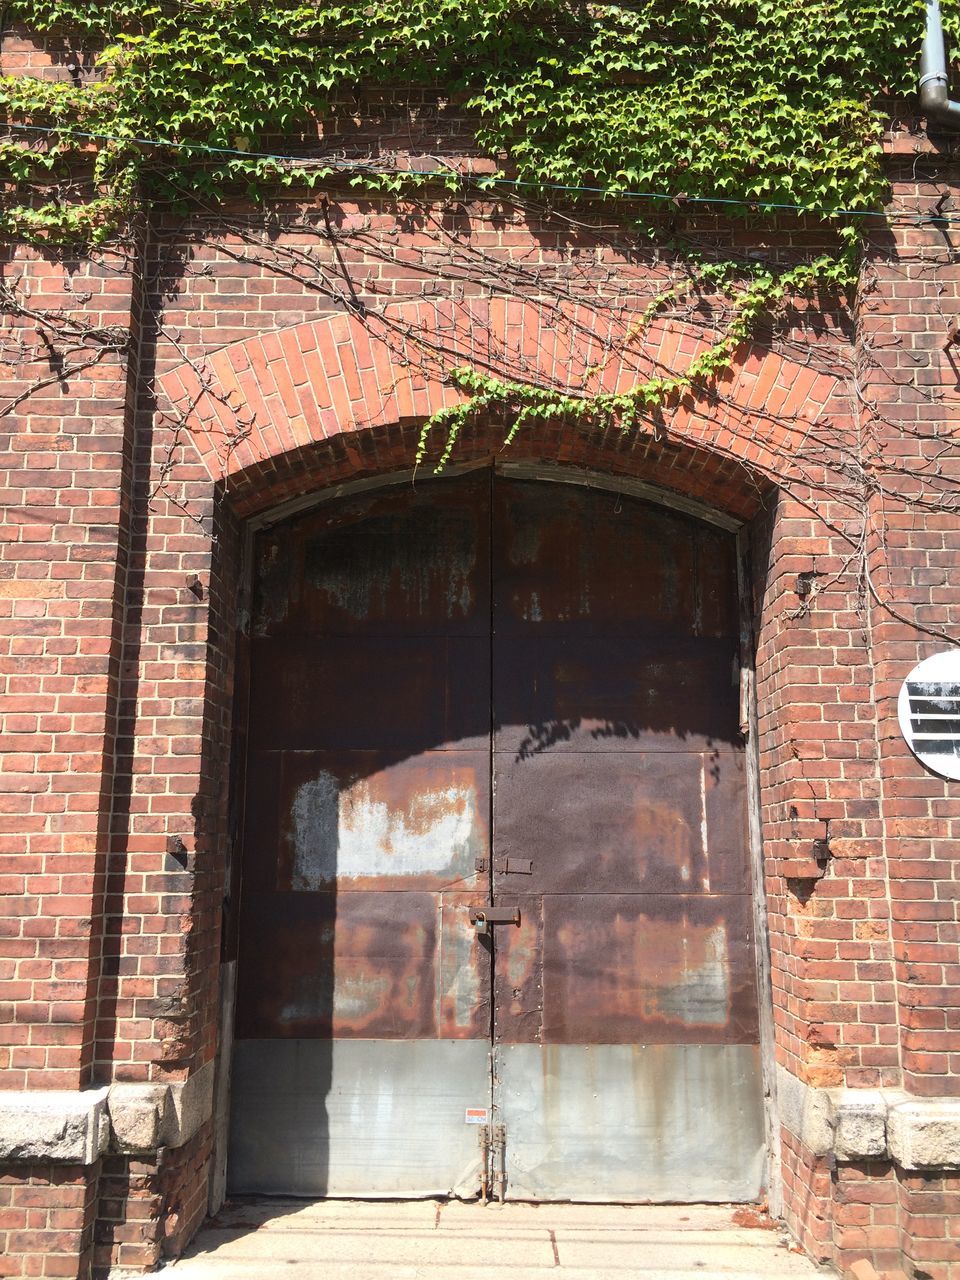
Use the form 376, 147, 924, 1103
860, 164, 960, 1100
0, 241, 135, 1092
897, 1170, 960, 1280
0, 1164, 96, 1278
91, 1121, 213, 1274
157, 1121, 214, 1261
93, 1154, 162, 1275
834, 1162, 903, 1277
779, 1129, 835, 1266
3, 28, 960, 1280
752, 486, 898, 1095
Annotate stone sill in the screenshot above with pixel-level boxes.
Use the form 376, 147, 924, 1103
777, 1065, 960, 1169
1, 1062, 956, 1171
0, 1060, 214, 1165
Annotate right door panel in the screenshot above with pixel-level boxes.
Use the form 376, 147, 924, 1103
491, 478, 765, 1202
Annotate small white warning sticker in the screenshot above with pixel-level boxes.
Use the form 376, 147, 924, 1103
464, 1107, 488, 1125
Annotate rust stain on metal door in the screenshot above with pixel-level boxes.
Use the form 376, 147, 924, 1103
490, 478, 763, 1200
237, 472, 492, 1047
233, 471, 763, 1200
491, 478, 759, 1050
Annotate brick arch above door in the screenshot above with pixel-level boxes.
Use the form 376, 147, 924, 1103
155, 297, 847, 520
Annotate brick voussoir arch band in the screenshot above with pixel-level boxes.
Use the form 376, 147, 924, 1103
156, 297, 842, 515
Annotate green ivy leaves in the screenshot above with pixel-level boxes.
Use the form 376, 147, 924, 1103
0, 1, 945, 457
414, 251, 860, 470
0, 0, 946, 244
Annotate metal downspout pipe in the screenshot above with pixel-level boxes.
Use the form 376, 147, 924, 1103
920, 0, 960, 127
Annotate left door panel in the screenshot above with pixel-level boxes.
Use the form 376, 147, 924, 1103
229, 475, 492, 1196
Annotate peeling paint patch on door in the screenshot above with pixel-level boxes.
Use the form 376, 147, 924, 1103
286, 757, 485, 890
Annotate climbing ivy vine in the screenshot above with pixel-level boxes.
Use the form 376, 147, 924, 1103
0, 0, 946, 239
0, 0, 955, 461
413, 253, 857, 467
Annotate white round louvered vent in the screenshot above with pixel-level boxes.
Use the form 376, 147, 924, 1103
898, 650, 960, 781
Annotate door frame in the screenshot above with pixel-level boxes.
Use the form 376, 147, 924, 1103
210, 461, 780, 1214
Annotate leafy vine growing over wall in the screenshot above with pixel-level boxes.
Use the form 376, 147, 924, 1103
0, 0, 943, 232
0, 0, 954, 462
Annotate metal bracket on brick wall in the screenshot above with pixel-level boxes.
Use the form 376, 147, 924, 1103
777, 1065, 960, 1170
0, 1062, 215, 1164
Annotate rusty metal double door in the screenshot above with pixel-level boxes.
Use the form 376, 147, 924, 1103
228, 470, 765, 1202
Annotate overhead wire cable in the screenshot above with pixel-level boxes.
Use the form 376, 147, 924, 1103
2, 120, 955, 225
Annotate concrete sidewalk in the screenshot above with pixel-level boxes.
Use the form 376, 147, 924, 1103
164, 1200, 831, 1279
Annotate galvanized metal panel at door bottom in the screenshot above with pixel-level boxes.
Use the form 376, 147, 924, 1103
493, 1043, 765, 1202
228, 1039, 490, 1197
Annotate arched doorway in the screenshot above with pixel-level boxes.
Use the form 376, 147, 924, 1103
226, 467, 766, 1202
